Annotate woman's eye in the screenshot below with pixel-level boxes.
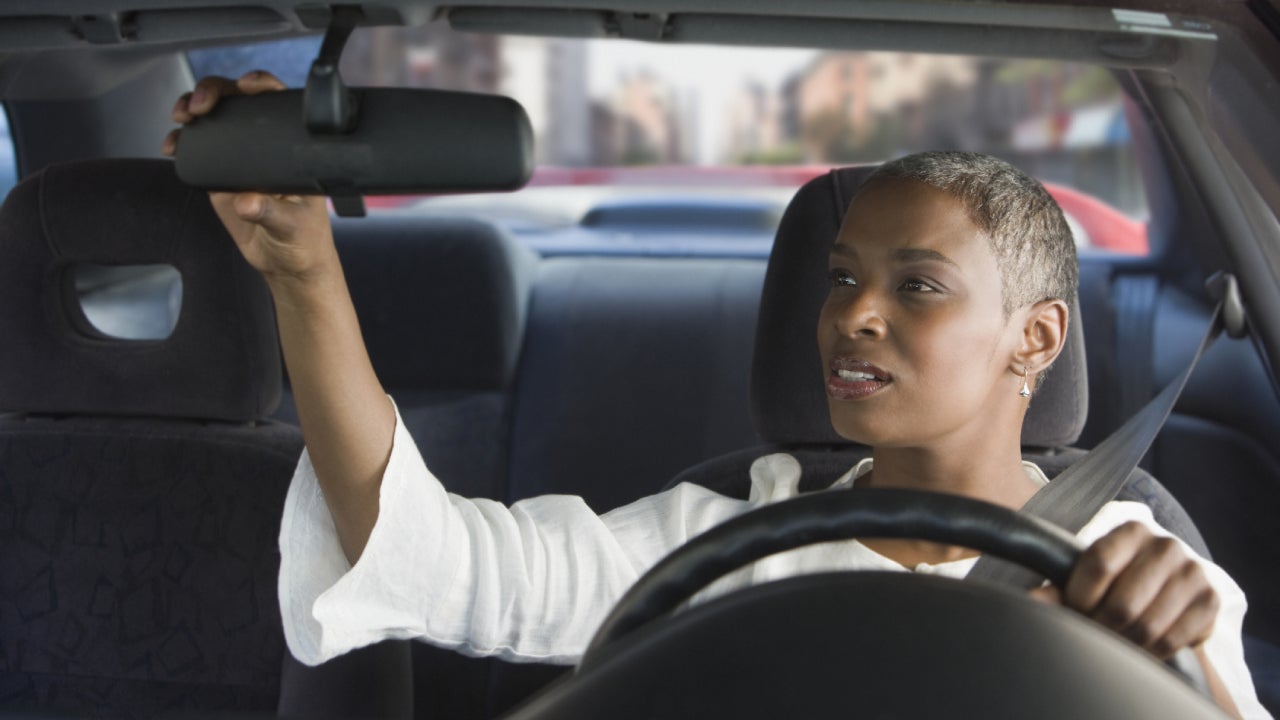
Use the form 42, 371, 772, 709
900, 278, 935, 292
829, 269, 856, 287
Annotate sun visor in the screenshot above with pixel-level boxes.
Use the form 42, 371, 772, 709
174, 88, 534, 214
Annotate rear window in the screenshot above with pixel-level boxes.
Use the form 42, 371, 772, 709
187, 29, 1150, 257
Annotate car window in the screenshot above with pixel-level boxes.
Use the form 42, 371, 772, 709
189, 30, 1151, 258
75, 264, 183, 341
0, 107, 18, 203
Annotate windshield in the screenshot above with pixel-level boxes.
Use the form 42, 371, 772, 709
190, 28, 1150, 257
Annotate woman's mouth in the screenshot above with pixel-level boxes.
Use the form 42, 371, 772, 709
826, 358, 892, 400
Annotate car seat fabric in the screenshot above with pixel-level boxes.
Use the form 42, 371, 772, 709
0, 159, 280, 421
673, 166, 1208, 557
506, 257, 764, 513
0, 159, 303, 717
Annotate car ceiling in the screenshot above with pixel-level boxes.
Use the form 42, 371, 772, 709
0, 0, 1261, 54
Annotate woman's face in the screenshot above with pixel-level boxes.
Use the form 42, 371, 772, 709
818, 178, 1024, 448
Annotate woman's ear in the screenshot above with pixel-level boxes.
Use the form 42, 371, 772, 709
1011, 299, 1069, 381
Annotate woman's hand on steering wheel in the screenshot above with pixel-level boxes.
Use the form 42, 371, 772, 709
1030, 521, 1217, 660
1030, 521, 1240, 717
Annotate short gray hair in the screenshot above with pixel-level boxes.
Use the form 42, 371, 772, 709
862, 151, 1078, 317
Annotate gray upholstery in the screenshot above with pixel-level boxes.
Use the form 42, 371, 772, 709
0, 158, 281, 422
751, 165, 1088, 448
330, 216, 536, 395
507, 256, 765, 512
0, 159, 303, 717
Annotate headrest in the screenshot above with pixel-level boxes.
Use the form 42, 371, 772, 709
0, 158, 281, 422
331, 216, 536, 392
751, 166, 1088, 449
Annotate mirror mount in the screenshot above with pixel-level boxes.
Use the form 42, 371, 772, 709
305, 5, 366, 216
305, 5, 361, 135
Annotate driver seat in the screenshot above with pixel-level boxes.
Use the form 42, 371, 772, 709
667, 165, 1210, 557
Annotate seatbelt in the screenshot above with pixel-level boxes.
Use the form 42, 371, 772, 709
1113, 273, 1160, 470
966, 272, 1248, 589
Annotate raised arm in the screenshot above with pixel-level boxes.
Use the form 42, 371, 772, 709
164, 71, 391, 564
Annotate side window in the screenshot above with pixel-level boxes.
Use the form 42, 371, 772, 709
0, 107, 18, 203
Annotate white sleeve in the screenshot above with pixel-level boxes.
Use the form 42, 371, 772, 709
1080, 502, 1271, 719
278, 399, 750, 667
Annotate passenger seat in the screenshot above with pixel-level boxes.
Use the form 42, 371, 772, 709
0, 159, 302, 717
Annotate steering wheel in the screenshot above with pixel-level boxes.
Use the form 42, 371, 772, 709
585, 488, 1207, 680
504, 484, 1223, 712
585, 487, 1080, 658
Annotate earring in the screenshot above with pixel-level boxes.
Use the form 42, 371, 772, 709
1019, 366, 1032, 398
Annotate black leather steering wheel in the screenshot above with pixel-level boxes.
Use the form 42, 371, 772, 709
579, 487, 1208, 694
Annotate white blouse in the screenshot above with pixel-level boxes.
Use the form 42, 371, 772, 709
278, 401, 1269, 718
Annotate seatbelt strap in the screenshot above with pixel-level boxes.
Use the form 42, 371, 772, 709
1113, 273, 1160, 469
966, 273, 1246, 589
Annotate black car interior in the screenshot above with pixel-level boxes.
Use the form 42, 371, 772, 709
2, 145, 1279, 716
0, 1, 1279, 716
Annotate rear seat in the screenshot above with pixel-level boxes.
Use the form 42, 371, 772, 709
507, 256, 765, 512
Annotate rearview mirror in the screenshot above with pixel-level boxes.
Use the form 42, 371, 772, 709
174, 88, 534, 210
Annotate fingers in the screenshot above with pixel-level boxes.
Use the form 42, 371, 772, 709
171, 75, 237, 122
161, 128, 180, 157
170, 70, 285, 123
1064, 522, 1219, 659
1064, 521, 1149, 613
231, 192, 321, 235
233, 193, 298, 238
1027, 585, 1062, 605
170, 92, 194, 124
236, 69, 287, 93
1085, 529, 1184, 627
166, 70, 288, 157
1130, 566, 1219, 659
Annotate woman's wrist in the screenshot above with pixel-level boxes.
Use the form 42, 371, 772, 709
263, 250, 346, 308
1194, 645, 1242, 718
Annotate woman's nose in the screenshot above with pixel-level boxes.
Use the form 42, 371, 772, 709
831, 290, 887, 339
